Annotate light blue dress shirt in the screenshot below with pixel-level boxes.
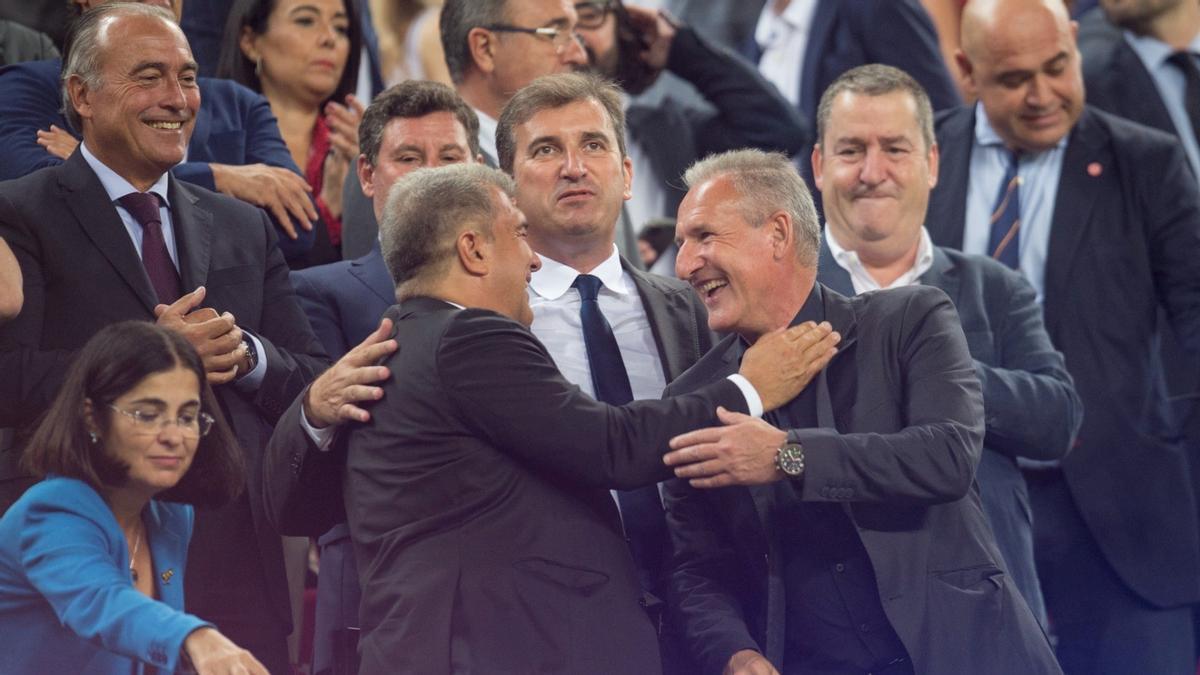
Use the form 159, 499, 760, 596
1123, 30, 1200, 182
79, 142, 267, 389
962, 103, 1067, 303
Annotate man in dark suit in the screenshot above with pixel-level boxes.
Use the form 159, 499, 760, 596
286, 79, 482, 675
270, 161, 838, 673
662, 147, 1059, 675
0, 0, 318, 260
810, 63, 1082, 629
926, 0, 1200, 672
0, 5, 328, 671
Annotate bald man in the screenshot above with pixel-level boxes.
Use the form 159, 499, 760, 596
926, 1, 1200, 673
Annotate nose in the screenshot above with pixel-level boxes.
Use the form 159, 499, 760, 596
529, 250, 543, 273
675, 240, 699, 281
859, 146, 886, 186
161, 76, 188, 111
156, 418, 187, 446
319, 20, 339, 47
1025, 74, 1048, 107
562, 33, 588, 66
560, 146, 587, 179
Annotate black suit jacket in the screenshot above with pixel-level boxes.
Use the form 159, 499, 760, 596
664, 284, 1059, 675
926, 105, 1200, 608
330, 297, 745, 674
819, 242, 1081, 625
0, 150, 328, 631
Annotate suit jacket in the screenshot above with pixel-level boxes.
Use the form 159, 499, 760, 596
626, 25, 809, 219
270, 297, 747, 674
0, 58, 314, 259
926, 104, 1200, 608
0, 19, 57, 67
275, 251, 714, 672
664, 284, 1059, 675
818, 242, 1082, 626
742, 0, 961, 124
0, 150, 328, 635
0, 477, 207, 674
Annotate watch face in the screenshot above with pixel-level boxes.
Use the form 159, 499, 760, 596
778, 443, 805, 476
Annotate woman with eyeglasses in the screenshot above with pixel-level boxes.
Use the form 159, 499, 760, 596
0, 321, 266, 675
217, 0, 364, 269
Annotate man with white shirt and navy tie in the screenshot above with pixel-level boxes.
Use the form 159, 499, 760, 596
495, 71, 712, 675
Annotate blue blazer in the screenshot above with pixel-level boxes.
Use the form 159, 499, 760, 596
818, 241, 1082, 627
290, 244, 394, 360
743, 0, 961, 123
0, 477, 208, 674
926, 105, 1200, 608
0, 58, 313, 258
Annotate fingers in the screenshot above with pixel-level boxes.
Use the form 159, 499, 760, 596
667, 425, 723, 453
716, 406, 752, 426
207, 364, 238, 385
156, 286, 206, 318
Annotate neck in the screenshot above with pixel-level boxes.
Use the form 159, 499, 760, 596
529, 233, 614, 275
104, 487, 149, 534
82, 137, 165, 192
1130, 2, 1200, 49
740, 269, 816, 345
457, 77, 503, 121
832, 226, 922, 289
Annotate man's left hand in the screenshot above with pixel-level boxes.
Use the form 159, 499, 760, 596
664, 407, 787, 488
303, 318, 398, 428
624, 5, 677, 71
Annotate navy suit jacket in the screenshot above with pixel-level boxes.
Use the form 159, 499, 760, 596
743, 0, 961, 124
818, 241, 1082, 627
664, 284, 1059, 675
0, 58, 314, 259
0, 477, 206, 674
926, 105, 1200, 608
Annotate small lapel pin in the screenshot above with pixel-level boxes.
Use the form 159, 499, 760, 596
160, 569, 174, 584
1087, 162, 1103, 177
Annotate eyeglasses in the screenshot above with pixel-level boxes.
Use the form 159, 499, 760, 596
484, 23, 584, 55
574, 1, 613, 30
109, 404, 215, 438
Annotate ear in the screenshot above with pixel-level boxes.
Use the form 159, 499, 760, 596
811, 143, 825, 192
927, 142, 940, 190
357, 155, 374, 199
467, 27, 497, 76
456, 229, 491, 277
67, 73, 97, 127
239, 25, 260, 63
82, 398, 99, 437
766, 210, 794, 261
621, 155, 633, 201
954, 50, 976, 98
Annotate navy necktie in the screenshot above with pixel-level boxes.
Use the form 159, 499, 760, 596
987, 151, 1021, 269
572, 274, 666, 593
119, 192, 181, 304
1167, 52, 1200, 149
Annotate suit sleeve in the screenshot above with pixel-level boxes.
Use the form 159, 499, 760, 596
0, 61, 71, 182
666, 25, 811, 158
860, 0, 962, 112
261, 390, 347, 536
1142, 136, 1200, 355
795, 289, 985, 504
17, 489, 210, 672
975, 267, 1082, 461
438, 311, 749, 490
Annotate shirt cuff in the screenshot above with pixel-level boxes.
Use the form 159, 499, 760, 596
300, 405, 337, 451
725, 374, 763, 418
233, 333, 268, 392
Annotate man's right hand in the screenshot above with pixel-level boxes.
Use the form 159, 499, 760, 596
210, 163, 317, 239
739, 321, 839, 411
724, 649, 779, 675
154, 287, 243, 385
303, 318, 398, 428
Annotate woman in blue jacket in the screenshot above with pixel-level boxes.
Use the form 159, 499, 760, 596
0, 321, 267, 674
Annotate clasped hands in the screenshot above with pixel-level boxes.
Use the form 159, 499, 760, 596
154, 287, 250, 385
662, 321, 839, 488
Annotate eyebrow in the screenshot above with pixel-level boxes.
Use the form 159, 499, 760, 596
125, 397, 200, 407
289, 4, 348, 19
131, 60, 198, 74
526, 134, 562, 150
580, 130, 611, 145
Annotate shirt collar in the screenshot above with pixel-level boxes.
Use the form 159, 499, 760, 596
972, 101, 1069, 153
1123, 29, 1200, 70
755, 0, 815, 45
529, 244, 628, 300
473, 107, 498, 161
80, 141, 171, 206
825, 225, 935, 286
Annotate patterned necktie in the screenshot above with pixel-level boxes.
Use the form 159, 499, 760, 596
118, 192, 181, 305
987, 151, 1022, 269
1167, 52, 1200, 149
572, 274, 666, 592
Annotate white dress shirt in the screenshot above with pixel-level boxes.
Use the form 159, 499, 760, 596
754, 0, 819, 108
1123, 30, 1200, 182
825, 225, 935, 294
473, 107, 499, 164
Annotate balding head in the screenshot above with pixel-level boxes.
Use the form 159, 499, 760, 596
957, 0, 1083, 152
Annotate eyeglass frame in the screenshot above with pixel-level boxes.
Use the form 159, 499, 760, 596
483, 23, 585, 55
573, 0, 614, 30
108, 404, 215, 438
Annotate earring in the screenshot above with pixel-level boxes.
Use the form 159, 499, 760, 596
88, 431, 99, 444
255, 56, 263, 78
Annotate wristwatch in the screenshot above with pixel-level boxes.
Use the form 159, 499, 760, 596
775, 441, 805, 477
237, 336, 259, 376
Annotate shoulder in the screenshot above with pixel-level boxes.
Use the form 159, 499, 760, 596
1082, 106, 1179, 153
851, 284, 953, 327
8, 477, 110, 527
171, 177, 268, 222
0, 57, 59, 86
933, 105, 975, 138
197, 76, 269, 111
291, 259, 354, 291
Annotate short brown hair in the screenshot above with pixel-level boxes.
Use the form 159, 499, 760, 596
359, 80, 481, 165
496, 72, 627, 174
22, 321, 244, 508
816, 63, 935, 151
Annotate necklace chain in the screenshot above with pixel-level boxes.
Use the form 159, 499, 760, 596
128, 524, 142, 584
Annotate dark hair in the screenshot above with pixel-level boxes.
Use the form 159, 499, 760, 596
215, 0, 362, 106
637, 218, 676, 258
22, 321, 244, 508
496, 72, 627, 174
607, 1, 658, 96
439, 0, 508, 84
359, 80, 481, 165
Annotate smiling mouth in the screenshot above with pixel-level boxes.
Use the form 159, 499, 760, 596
144, 121, 184, 131
695, 278, 728, 300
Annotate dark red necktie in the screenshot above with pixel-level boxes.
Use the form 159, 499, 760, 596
118, 192, 181, 305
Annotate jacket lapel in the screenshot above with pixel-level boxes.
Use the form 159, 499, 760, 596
168, 178, 212, 292
800, 0, 837, 118
918, 246, 960, 305
351, 245, 396, 306
814, 285, 859, 430
145, 501, 186, 609
928, 107, 974, 250
625, 258, 698, 381
816, 234, 854, 297
59, 151, 159, 314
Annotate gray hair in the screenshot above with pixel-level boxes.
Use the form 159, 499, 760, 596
683, 149, 821, 267
440, 0, 509, 85
496, 72, 627, 174
381, 163, 517, 298
61, 2, 179, 133
816, 64, 935, 151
